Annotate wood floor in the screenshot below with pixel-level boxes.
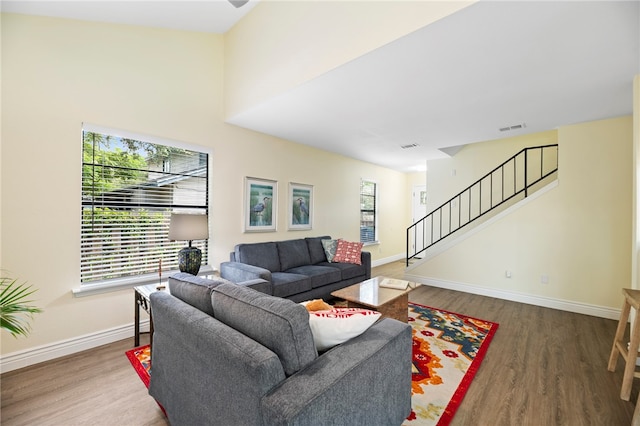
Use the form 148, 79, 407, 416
1, 261, 636, 425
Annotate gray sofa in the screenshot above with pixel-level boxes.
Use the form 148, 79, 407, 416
149, 278, 412, 426
220, 236, 371, 302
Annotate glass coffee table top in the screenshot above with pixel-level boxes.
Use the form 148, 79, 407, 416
330, 276, 419, 309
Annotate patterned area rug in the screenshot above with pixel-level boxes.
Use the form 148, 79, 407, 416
404, 302, 498, 425
125, 302, 498, 425
125, 345, 151, 388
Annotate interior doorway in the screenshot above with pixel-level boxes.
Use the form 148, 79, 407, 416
411, 185, 427, 258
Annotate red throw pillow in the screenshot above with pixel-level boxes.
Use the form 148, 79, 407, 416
333, 240, 363, 265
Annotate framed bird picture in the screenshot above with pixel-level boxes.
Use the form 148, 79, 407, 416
244, 177, 277, 232
288, 182, 313, 230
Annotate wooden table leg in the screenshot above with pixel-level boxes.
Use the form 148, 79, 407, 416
633, 391, 640, 426
609, 298, 631, 372
134, 291, 141, 347
346, 294, 409, 322
149, 310, 154, 350
622, 308, 640, 401
376, 294, 409, 322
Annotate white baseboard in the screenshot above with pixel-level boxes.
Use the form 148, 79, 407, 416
0, 320, 149, 374
405, 274, 621, 320
371, 253, 405, 268
2, 255, 406, 374
4, 259, 619, 374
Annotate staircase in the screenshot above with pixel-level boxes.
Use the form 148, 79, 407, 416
406, 144, 558, 266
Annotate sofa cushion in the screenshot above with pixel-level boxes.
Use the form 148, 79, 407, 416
305, 236, 331, 264
235, 242, 281, 272
168, 272, 228, 316
333, 240, 364, 265
316, 262, 366, 280
285, 265, 342, 289
211, 283, 317, 376
277, 239, 311, 271
271, 272, 312, 298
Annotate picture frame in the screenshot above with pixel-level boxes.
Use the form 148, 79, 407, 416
288, 182, 313, 230
244, 177, 277, 232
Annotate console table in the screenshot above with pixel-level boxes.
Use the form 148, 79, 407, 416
134, 283, 169, 348
134, 271, 219, 348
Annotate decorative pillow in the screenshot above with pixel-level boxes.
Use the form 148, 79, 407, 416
303, 299, 333, 312
305, 307, 381, 351
321, 239, 340, 262
332, 240, 364, 265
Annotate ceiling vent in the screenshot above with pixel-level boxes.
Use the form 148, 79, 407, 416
499, 123, 527, 132
401, 143, 420, 149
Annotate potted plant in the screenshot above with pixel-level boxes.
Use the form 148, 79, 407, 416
0, 275, 42, 338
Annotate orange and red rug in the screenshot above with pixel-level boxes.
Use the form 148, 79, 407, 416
404, 302, 498, 425
126, 302, 498, 426
125, 345, 150, 388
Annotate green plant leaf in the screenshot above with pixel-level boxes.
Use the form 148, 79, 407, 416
0, 276, 43, 338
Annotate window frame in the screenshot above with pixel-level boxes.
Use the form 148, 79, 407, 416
73, 123, 213, 297
359, 178, 379, 246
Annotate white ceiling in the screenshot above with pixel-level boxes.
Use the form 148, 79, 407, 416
3, 1, 639, 173
228, 1, 640, 172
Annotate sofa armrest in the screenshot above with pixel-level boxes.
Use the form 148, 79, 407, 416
220, 261, 273, 294
261, 318, 412, 426
361, 251, 372, 279
236, 278, 271, 294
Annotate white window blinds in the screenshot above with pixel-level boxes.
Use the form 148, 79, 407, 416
360, 179, 377, 243
81, 128, 209, 283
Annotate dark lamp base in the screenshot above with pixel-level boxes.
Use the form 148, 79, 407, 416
178, 247, 202, 275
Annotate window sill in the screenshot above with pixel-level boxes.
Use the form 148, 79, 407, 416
363, 241, 380, 247
71, 265, 216, 298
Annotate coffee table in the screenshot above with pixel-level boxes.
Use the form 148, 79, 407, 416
330, 276, 419, 322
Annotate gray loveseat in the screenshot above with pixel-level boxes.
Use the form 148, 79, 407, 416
149, 277, 412, 426
220, 236, 371, 302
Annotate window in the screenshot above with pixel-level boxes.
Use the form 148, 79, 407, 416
81, 126, 209, 284
360, 179, 377, 244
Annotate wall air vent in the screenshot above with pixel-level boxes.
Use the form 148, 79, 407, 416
401, 143, 420, 149
499, 123, 527, 132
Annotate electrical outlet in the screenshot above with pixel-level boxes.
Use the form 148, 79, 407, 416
541, 274, 549, 284
505, 270, 512, 278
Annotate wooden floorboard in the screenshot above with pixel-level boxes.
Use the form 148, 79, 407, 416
1, 261, 636, 425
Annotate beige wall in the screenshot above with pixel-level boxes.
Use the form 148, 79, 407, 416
0, 13, 3, 269
0, 14, 408, 357
223, 0, 475, 119
410, 116, 633, 310
424, 130, 559, 212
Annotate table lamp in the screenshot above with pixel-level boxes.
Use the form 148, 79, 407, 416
168, 213, 209, 275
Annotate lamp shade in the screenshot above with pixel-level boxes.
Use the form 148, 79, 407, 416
168, 214, 209, 242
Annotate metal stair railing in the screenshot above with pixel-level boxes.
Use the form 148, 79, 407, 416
406, 144, 558, 266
